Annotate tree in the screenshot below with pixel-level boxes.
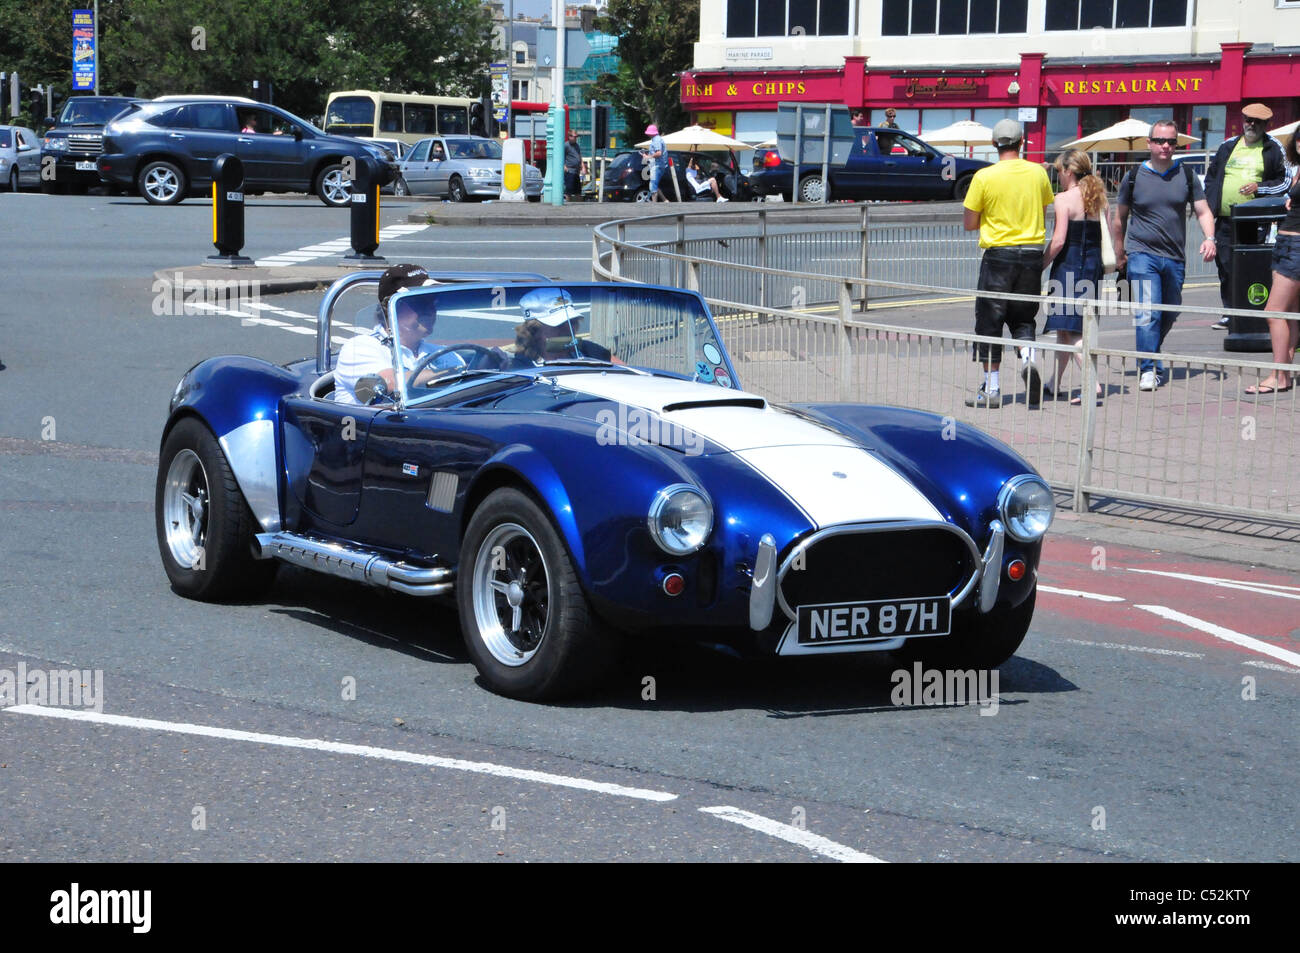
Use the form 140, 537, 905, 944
593, 0, 698, 136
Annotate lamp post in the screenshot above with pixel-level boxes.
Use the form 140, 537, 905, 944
545, 0, 566, 205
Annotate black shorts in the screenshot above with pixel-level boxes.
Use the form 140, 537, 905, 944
1273, 232, 1300, 282
973, 246, 1043, 363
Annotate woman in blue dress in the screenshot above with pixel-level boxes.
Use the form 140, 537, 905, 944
1042, 149, 1108, 404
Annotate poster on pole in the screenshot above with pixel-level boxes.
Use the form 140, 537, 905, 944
490, 62, 508, 124
72, 10, 96, 91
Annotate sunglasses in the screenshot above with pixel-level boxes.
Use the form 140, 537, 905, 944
1148, 137, 1178, 146
1242, 117, 1266, 125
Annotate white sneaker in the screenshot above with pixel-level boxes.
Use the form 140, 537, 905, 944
716, 196, 729, 202
1139, 370, 1158, 391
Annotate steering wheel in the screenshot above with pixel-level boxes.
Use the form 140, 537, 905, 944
406, 344, 500, 389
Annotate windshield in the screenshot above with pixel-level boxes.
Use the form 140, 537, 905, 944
447, 138, 502, 160
57, 99, 132, 126
389, 283, 738, 403
324, 96, 374, 133
0, 131, 9, 148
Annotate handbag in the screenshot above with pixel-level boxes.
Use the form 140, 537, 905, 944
1099, 209, 1118, 274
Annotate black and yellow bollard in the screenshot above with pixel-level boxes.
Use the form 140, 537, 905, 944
344, 156, 386, 263
207, 153, 253, 266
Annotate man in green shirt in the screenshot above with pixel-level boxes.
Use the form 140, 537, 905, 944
1203, 103, 1290, 329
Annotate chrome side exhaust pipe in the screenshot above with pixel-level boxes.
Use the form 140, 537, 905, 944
255, 532, 454, 597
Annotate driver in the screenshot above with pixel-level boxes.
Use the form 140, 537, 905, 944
508, 288, 612, 366
335, 263, 458, 403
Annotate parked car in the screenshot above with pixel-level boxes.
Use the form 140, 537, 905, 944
153, 272, 1053, 700
602, 149, 752, 202
96, 97, 399, 206
747, 126, 990, 203
0, 126, 42, 192
392, 135, 543, 201
39, 95, 143, 194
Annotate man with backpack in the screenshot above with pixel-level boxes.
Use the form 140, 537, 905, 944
1112, 119, 1218, 391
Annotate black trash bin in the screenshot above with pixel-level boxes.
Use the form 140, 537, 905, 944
1224, 196, 1287, 353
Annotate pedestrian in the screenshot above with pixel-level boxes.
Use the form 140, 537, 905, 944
881, 108, 899, 129
1112, 119, 1218, 391
642, 124, 670, 202
1244, 133, 1300, 395
1042, 150, 1108, 404
1204, 103, 1290, 329
564, 129, 583, 198
961, 118, 1055, 408
850, 108, 868, 127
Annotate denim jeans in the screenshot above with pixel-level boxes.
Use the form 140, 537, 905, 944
649, 161, 667, 197
1128, 251, 1184, 376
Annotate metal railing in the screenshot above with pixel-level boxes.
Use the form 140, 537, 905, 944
592, 204, 1299, 527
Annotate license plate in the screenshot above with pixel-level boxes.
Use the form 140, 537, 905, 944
797, 597, 950, 645
75, 161, 95, 171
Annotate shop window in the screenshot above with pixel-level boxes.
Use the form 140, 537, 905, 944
1045, 0, 1190, 29
883, 0, 1027, 35
729, 0, 852, 36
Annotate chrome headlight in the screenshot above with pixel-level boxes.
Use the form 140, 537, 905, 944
647, 484, 713, 555
466, 167, 494, 178
43, 137, 68, 152
998, 475, 1054, 542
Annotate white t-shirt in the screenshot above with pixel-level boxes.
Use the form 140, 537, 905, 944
334, 325, 467, 404
686, 168, 711, 194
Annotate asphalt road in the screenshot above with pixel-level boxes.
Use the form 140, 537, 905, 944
0, 192, 1296, 864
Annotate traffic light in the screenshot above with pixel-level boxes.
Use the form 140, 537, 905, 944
593, 104, 610, 150
471, 97, 493, 137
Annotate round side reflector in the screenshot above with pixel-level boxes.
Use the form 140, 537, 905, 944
1007, 560, 1026, 582
662, 573, 685, 596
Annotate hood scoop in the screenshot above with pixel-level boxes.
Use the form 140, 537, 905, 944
661, 397, 766, 412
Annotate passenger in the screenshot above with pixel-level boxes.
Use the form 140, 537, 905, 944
508, 288, 611, 365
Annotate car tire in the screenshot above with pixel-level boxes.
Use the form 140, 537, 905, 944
798, 175, 826, 203
447, 176, 468, 203
137, 160, 187, 205
633, 187, 651, 203
953, 174, 974, 202
392, 175, 411, 197
458, 487, 617, 700
155, 417, 278, 602
898, 586, 1036, 671
315, 162, 352, 208
6, 169, 17, 193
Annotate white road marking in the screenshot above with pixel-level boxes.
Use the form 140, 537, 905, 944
1243, 659, 1300, 673
1064, 638, 1204, 659
1133, 605, 1300, 668
699, 806, 884, 863
386, 239, 591, 245
4, 705, 679, 803
1126, 568, 1300, 601
1039, 585, 1126, 602
254, 225, 431, 267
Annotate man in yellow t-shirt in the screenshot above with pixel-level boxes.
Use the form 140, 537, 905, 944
962, 119, 1055, 408
1204, 103, 1289, 329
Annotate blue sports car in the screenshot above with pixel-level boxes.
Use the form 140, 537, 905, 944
155, 273, 1054, 699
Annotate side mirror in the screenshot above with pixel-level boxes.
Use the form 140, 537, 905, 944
354, 375, 391, 405
293, 126, 303, 140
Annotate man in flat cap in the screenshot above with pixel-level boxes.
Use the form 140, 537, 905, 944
1204, 103, 1290, 329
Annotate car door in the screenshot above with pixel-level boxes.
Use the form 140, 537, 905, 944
834, 130, 876, 198
400, 139, 432, 193
880, 132, 947, 199
427, 138, 451, 195
14, 128, 41, 185
173, 103, 237, 186
234, 107, 304, 187
280, 396, 379, 532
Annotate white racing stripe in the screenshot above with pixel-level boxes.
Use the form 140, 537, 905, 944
1126, 568, 1300, 600
557, 373, 942, 526
1039, 585, 1125, 602
1133, 605, 1300, 668
699, 806, 885, 863
3, 706, 679, 803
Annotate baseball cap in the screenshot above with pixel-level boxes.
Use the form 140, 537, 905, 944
992, 118, 1023, 146
520, 287, 581, 327
1241, 103, 1273, 121
379, 263, 431, 302
645, 124, 659, 136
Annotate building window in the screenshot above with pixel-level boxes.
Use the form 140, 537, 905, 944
1044, 0, 1190, 30
883, 0, 1027, 35
727, 0, 853, 37
511, 80, 530, 100
514, 49, 526, 65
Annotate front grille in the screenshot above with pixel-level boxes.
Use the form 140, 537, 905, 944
778, 523, 978, 619
66, 133, 103, 156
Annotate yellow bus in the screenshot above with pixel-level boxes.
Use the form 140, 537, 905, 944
324, 90, 481, 144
